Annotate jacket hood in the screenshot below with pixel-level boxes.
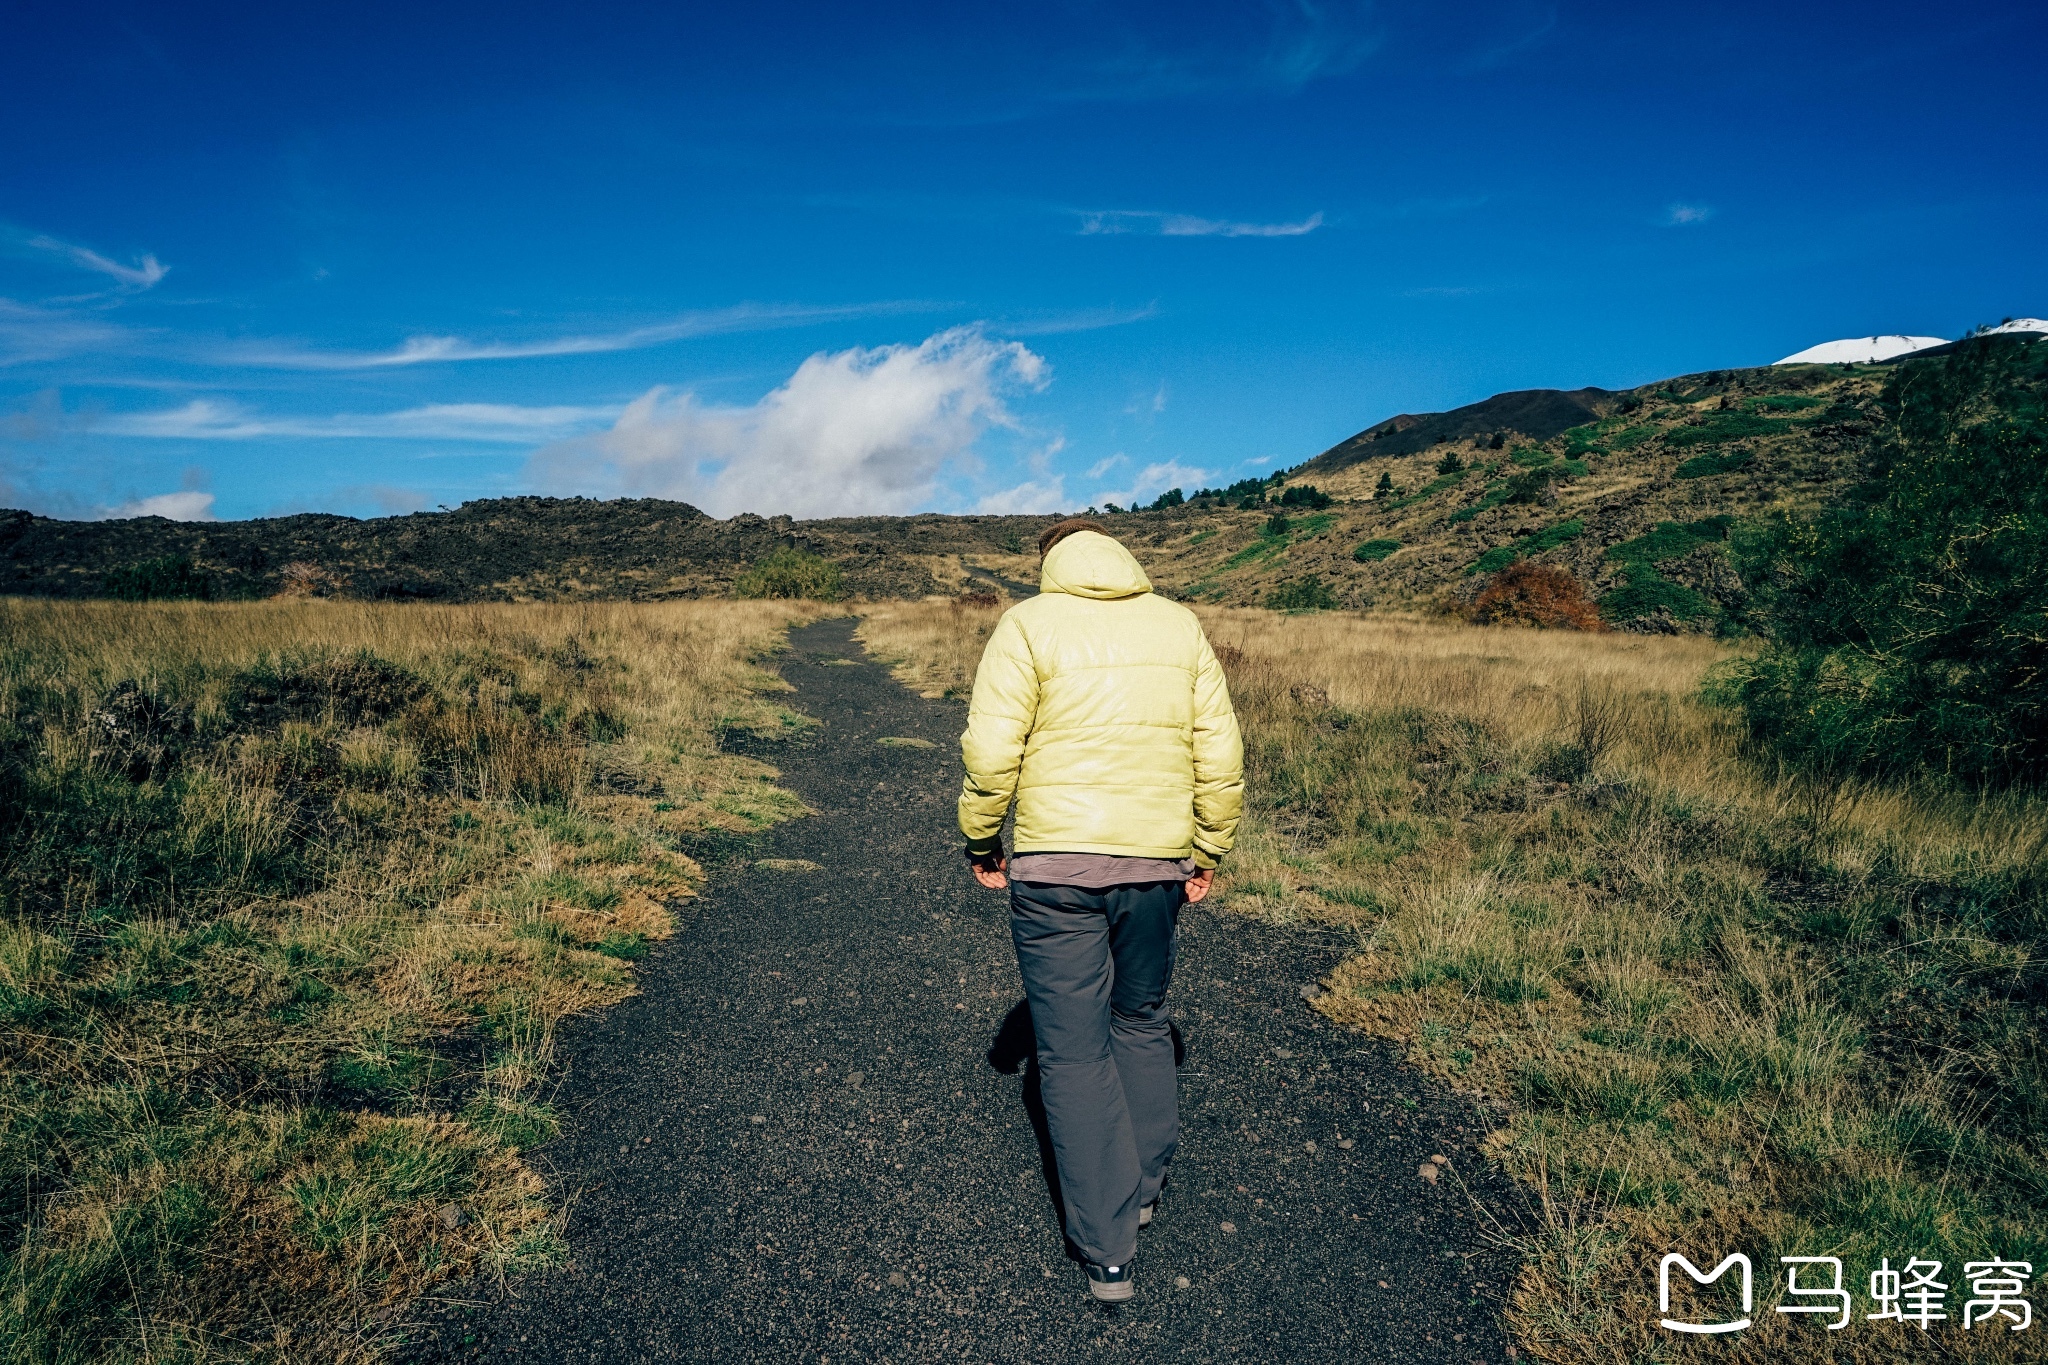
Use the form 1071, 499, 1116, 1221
1039, 530, 1152, 600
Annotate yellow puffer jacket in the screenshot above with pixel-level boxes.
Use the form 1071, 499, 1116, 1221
958, 530, 1244, 866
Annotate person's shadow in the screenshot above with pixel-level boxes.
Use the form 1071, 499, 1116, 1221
986, 999, 1185, 1254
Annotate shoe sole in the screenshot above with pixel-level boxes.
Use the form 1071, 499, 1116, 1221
1088, 1279, 1136, 1303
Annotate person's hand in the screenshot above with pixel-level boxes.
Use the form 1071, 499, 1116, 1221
967, 849, 1008, 890
1184, 868, 1215, 904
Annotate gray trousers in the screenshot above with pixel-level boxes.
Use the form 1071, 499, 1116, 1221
1009, 879, 1181, 1267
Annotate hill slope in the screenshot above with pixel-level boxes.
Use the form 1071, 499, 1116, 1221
7, 338, 2042, 630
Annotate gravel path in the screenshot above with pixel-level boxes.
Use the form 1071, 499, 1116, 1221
408, 617, 1519, 1363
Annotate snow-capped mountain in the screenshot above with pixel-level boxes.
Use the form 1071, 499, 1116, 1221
1775, 334, 1947, 365
1775, 319, 2044, 366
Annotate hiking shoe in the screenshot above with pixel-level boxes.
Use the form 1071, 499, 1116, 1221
1138, 1199, 1157, 1229
1085, 1261, 1135, 1303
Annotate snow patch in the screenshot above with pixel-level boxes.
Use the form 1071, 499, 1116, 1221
1774, 335, 1948, 365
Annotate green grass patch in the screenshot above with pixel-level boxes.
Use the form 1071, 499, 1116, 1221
1352, 538, 1400, 563
1447, 481, 1517, 524
1675, 449, 1755, 479
1465, 519, 1584, 576
1664, 413, 1801, 447
1385, 466, 1470, 510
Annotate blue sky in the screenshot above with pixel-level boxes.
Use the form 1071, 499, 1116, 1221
3, 0, 2042, 522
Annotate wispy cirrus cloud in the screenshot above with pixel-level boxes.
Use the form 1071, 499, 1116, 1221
228, 300, 936, 370
1664, 203, 1715, 226
1078, 209, 1325, 238
28, 234, 169, 290
4, 223, 168, 293
100, 399, 619, 443
994, 303, 1160, 335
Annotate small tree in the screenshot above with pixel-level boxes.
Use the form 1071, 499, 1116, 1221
1435, 450, 1464, 475
1278, 484, 1332, 509
1265, 511, 1291, 537
104, 555, 213, 601
1374, 471, 1396, 498
1265, 575, 1341, 612
732, 548, 843, 600
1148, 487, 1185, 510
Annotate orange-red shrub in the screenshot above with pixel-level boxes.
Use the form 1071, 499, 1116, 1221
1470, 562, 1606, 631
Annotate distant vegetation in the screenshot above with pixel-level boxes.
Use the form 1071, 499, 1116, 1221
1264, 574, 1341, 612
104, 553, 218, 601
1351, 538, 1399, 563
731, 548, 843, 600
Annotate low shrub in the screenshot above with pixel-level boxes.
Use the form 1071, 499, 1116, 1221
1352, 538, 1400, 563
731, 548, 843, 600
104, 555, 213, 601
1265, 575, 1342, 612
1470, 563, 1605, 630
1676, 449, 1754, 479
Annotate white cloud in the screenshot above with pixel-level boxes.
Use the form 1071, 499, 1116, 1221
100, 491, 216, 521
1094, 460, 1212, 508
230, 301, 929, 370
24, 232, 167, 290
975, 477, 1068, 514
1664, 203, 1714, 226
530, 327, 1048, 518
1080, 210, 1324, 238
1086, 453, 1127, 479
100, 399, 618, 443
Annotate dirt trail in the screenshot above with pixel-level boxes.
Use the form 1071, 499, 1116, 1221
408, 617, 1518, 1362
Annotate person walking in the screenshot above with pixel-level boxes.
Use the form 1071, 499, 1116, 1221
958, 518, 1244, 1302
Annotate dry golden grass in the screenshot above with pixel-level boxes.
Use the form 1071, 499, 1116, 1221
855, 596, 1007, 698
863, 597, 2048, 1363
1, 597, 830, 1362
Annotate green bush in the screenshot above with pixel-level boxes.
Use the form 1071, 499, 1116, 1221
1470, 546, 1519, 576
1676, 450, 1755, 479
1265, 575, 1341, 612
104, 555, 213, 601
1596, 576, 1711, 624
1278, 484, 1332, 509
1447, 480, 1515, 524
1665, 413, 1788, 447
1707, 336, 2048, 783
731, 548, 843, 601
1464, 519, 1583, 576
1352, 538, 1400, 563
